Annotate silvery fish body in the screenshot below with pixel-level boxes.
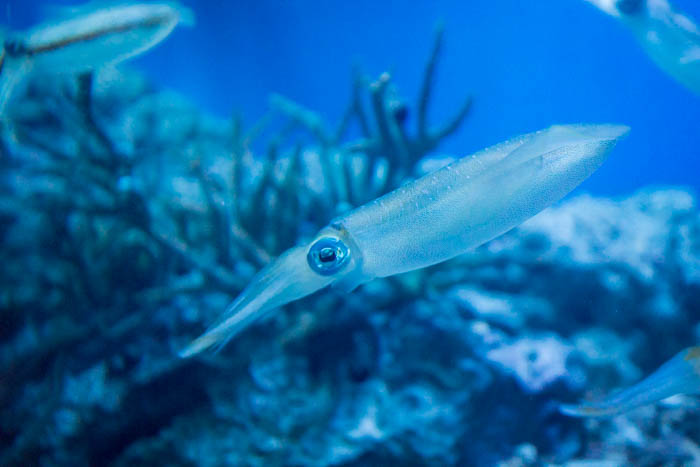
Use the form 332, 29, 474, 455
0, 2, 193, 111
585, 0, 700, 95
179, 123, 630, 358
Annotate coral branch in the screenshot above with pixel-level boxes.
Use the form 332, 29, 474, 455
433, 95, 473, 143
149, 229, 243, 291
418, 23, 444, 139
269, 93, 330, 145
76, 72, 120, 159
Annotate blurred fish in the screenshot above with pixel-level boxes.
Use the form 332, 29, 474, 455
584, 0, 700, 95
179, 123, 630, 357
561, 346, 700, 417
0, 1, 194, 112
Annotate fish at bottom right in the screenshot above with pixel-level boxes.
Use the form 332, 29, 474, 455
561, 346, 700, 417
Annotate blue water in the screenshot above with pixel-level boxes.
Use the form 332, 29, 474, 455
3, 2, 700, 465
4, 0, 699, 196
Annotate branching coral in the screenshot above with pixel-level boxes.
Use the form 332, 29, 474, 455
0, 28, 472, 464
225, 25, 472, 257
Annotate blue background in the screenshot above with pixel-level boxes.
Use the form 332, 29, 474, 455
3, 0, 699, 196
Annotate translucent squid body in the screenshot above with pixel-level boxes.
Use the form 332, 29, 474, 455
179, 123, 630, 357
561, 346, 700, 417
584, 0, 700, 95
0, 1, 194, 111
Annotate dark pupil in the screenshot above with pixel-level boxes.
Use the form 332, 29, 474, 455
319, 247, 337, 263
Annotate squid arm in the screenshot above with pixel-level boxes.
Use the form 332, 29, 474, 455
179, 123, 630, 358
560, 346, 700, 417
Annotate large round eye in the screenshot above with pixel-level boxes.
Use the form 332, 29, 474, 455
617, 0, 643, 15
307, 237, 350, 276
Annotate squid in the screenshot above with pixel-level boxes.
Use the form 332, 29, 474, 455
0, 1, 194, 112
179, 123, 629, 357
561, 346, 700, 417
584, 0, 700, 95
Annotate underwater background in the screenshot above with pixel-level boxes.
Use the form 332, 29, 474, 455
1, 1, 700, 466
5, 0, 700, 195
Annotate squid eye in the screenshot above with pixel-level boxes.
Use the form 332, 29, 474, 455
307, 237, 350, 276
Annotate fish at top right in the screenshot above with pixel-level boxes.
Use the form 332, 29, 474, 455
585, 0, 700, 95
